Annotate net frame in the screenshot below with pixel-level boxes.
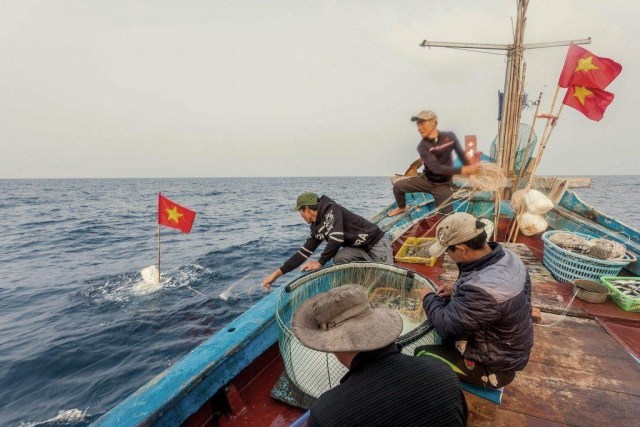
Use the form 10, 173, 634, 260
276, 262, 440, 398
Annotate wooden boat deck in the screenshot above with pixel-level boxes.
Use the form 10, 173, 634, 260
396, 218, 640, 425
189, 217, 640, 426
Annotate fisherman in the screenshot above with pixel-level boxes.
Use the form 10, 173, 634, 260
415, 212, 534, 389
262, 192, 392, 289
388, 110, 478, 216
292, 285, 467, 426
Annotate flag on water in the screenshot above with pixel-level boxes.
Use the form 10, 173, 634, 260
158, 193, 196, 233
562, 85, 614, 122
558, 45, 622, 89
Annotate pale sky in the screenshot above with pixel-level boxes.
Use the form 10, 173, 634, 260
1, 0, 638, 178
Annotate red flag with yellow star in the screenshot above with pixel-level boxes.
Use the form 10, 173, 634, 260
158, 193, 196, 233
558, 45, 622, 89
562, 85, 614, 122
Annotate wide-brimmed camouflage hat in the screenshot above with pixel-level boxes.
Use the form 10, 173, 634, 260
292, 285, 403, 353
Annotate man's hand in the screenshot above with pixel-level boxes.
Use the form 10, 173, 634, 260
418, 287, 435, 302
437, 283, 453, 298
262, 269, 282, 290
461, 164, 479, 175
300, 261, 322, 272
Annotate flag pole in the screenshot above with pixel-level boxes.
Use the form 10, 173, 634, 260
157, 220, 161, 281
524, 84, 561, 190
527, 101, 566, 186
509, 97, 566, 243
157, 192, 162, 282
509, 86, 560, 243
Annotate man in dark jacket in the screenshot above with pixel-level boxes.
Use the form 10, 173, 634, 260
262, 192, 392, 289
292, 285, 467, 427
388, 110, 478, 216
416, 212, 534, 389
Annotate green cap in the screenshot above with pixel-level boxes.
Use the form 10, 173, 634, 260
293, 192, 319, 211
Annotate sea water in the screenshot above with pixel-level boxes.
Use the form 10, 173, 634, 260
0, 176, 638, 426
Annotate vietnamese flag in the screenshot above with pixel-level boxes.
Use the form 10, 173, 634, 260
562, 85, 614, 122
558, 45, 622, 89
158, 193, 196, 233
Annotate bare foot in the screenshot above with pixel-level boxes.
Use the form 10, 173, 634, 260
387, 207, 408, 217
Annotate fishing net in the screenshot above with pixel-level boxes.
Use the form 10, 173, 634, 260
276, 263, 439, 398
469, 163, 508, 192
584, 238, 627, 260
548, 232, 627, 260
490, 123, 537, 173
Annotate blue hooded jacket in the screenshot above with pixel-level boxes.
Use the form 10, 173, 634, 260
423, 243, 534, 372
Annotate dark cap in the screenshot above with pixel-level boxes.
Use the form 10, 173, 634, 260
293, 192, 319, 211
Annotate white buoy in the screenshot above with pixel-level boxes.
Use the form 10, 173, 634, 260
524, 189, 554, 214
133, 265, 166, 295
518, 212, 548, 236
141, 265, 161, 284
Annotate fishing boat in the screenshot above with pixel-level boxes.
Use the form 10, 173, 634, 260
94, 2, 640, 426
93, 171, 640, 426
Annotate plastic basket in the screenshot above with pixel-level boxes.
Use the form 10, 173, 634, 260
369, 287, 425, 322
600, 276, 640, 312
394, 237, 437, 266
541, 230, 636, 283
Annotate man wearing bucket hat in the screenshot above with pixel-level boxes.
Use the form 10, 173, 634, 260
415, 213, 534, 389
292, 285, 467, 426
262, 193, 393, 289
388, 110, 478, 217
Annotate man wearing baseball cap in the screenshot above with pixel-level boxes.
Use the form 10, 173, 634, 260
388, 110, 478, 217
415, 213, 534, 389
292, 285, 467, 426
262, 193, 392, 289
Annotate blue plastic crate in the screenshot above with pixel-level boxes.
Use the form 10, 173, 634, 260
541, 230, 635, 283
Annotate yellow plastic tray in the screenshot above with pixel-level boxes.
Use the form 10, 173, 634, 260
394, 237, 437, 266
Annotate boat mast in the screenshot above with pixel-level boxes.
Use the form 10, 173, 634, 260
419, 0, 590, 194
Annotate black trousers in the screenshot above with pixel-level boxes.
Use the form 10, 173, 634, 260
415, 341, 516, 389
392, 175, 454, 213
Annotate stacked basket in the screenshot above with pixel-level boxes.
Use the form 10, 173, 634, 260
541, 230, 636, 283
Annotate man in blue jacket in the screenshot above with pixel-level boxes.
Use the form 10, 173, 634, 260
416, 213, 534, 389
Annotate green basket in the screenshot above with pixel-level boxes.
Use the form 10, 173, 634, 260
600, 276, 640, 312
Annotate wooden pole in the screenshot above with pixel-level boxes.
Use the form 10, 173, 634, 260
514, 90, 543, 190
510, 102, 565, 244
527, 102, 566, 185
524, 84, 561, 189
507, 89, 544, 241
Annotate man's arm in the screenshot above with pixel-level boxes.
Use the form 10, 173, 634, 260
280, 235, 323, 274
262, 235, 322, 289
422, 283, 500, 341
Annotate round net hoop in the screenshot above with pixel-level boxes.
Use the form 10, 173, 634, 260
276, 262, 440, 398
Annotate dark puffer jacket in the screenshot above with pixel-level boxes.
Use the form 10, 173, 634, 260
423, 243, 534, 372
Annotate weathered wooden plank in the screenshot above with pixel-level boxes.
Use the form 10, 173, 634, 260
493, 312, 640, 426
470, 408, 566, 427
